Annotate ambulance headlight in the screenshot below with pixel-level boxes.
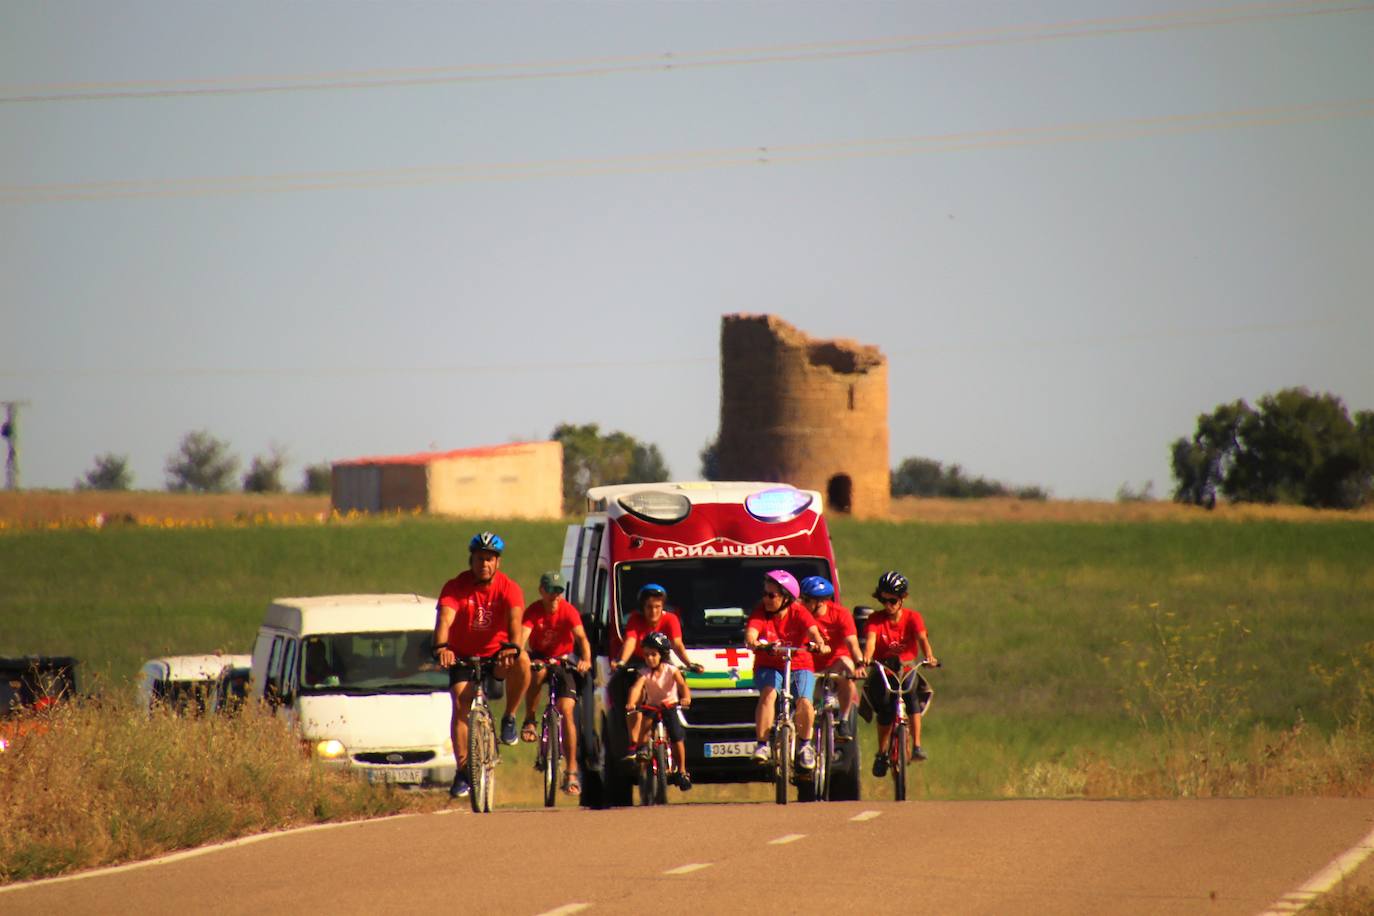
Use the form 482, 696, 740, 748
315, 739, 347, 760
746, 487, 813, 522
618, 491, 691, 524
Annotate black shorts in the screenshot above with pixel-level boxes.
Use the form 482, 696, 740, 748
644, 706, 686, 743
532, 658, 585, 701
863, 665, 932, 726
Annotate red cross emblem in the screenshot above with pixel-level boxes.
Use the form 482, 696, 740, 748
715, 647, 750, 666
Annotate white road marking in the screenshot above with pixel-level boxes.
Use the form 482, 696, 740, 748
663, 863, 712, 876
0, 814, 418, 894
1258, 824, 1374, 916
850, 810, 882, 822
769, 833, 806, 845
535, 904, 591, 916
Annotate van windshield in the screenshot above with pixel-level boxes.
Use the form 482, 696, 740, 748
298, 630, 445, 694
616, 557, 832, 648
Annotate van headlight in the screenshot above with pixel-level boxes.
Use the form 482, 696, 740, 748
315, 739, 347, 759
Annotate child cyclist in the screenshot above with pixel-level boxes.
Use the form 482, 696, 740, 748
799, 575, 863, 740
625, 631, 693, 791
745, 570, 829, 770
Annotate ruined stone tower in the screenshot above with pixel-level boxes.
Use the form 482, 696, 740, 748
717, 314, 890, 518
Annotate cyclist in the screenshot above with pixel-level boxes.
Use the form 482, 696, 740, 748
745, 570, 829, 770
799, 575, 863, 740
625, 631, 693, 790
433, 531, 531, 798
859, 570, 939, 774
519, 571, 592, 796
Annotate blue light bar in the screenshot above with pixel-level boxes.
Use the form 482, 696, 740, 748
745, 487, 813, 522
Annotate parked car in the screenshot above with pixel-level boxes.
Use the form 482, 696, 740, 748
249, 594, 455, 788
0, 655, 79, 751
210, 660, 252, 715
137, 654, 251, 715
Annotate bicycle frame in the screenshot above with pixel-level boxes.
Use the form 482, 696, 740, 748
635, 704, 676, 806
760, 643, 808, 805
458, 643, 519, 814
531, 658, 568, 808
871, 658, 932, 802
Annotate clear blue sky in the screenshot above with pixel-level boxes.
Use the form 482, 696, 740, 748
4, 1, 1372, 499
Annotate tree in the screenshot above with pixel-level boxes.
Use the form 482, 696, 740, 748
243, 445, 287, 493
165, 430, 240, 493
303, 462, 332, 495
1171, 388, 1372, 509
891, 455, 1046, 500
699, 437, 720, 481
76, 453, 132, 491
552, 423, 671, 512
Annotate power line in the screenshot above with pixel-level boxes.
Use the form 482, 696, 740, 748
4, 97, 1372, 204
1, 0, 1369, 103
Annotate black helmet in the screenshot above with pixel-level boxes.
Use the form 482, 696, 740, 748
642, 631, 672, 656
874, 570, 909, 598
469, 531, 505, 555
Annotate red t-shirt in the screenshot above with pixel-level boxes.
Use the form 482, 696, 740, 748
623, 611, 684, 661
746, 602, 819, 672
437, 570, 525, 657
523, 597, 583, 659
867, 608, 927, 663
812, 602, 857, 669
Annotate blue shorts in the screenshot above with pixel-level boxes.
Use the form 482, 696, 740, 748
755, 667, 816, 701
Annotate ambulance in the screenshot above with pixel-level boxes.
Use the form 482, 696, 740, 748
560, 481, 862, 806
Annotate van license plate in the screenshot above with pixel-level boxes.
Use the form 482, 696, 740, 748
368, 767, 423, 784
704, 741, 753, 758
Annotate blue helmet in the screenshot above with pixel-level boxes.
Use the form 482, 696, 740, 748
469, 531, 505, 555
800, 576, 835, 599
637, 583, 667, 605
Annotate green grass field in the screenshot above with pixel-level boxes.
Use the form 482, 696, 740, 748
4, 516, 1373, 803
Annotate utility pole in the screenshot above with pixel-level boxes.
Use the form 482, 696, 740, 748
1, 400, 29, 490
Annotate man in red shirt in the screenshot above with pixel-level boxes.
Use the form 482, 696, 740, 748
799, 576, 862, 740
860, 570, 939, 773
519, 571, 592, 796
433, 531, 530, 799
745, 570, 829, 771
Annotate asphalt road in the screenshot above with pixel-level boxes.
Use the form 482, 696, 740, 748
5, 798, 1373, 915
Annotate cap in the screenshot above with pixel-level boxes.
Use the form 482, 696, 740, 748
539, 571, 565, 593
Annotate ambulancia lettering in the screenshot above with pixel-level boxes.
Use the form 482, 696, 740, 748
650, 544, 792, 559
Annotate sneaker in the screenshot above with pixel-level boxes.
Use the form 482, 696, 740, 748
500, 714, 518, 746
872, 751, 888, 777
912, 745, 927, 761
836, 720, 852, 743
752, 742, 771, 764
622, 743, 639, 762
449, 771, 471, 798
635, 745, 651, 764
797, 742, 816, 770
677, 772, 692, 792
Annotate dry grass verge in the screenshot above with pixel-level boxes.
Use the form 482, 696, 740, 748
0, 697, 406, 884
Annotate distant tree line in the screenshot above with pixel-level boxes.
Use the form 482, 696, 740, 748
891, 456, 1048, 500
553, 423, 668, 513
1172, 387, 1372, 510
76, 431, 331, 495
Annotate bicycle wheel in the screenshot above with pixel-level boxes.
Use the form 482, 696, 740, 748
774, 722, 793, 806
469, 704, 496, 813
815, 714, 833, 802
891, 722, 907, 802
653, 743, 669, 805
541, 707, 559, 808
637, 755, 656, 806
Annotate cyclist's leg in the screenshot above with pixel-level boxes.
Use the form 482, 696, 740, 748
524, 665, 547, 727
793, 670, 816, 737
755, 685, 778, 742
492, 650, 531, 725
448, 666, 478, 770
832, 657, 858, 715
556, 694, 577, 772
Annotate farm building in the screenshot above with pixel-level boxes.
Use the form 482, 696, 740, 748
331, 441, 563, 519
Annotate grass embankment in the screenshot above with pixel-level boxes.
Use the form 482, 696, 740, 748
0, 699, 407, 883
3, 514, 1373, 881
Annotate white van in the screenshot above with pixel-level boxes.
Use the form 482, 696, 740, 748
138, 654, 252, 715
249, 594, 455, 787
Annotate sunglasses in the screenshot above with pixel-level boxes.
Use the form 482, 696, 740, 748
762, 590, 784, 600
878, 595, 903, 606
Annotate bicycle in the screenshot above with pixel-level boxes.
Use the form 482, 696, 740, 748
530, 656, 576, 808
457, 642, 519, 814
632, 703, 684, 806
755, 642, 812, 806
810, 669, 860, 802
871, 657, 938, 802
